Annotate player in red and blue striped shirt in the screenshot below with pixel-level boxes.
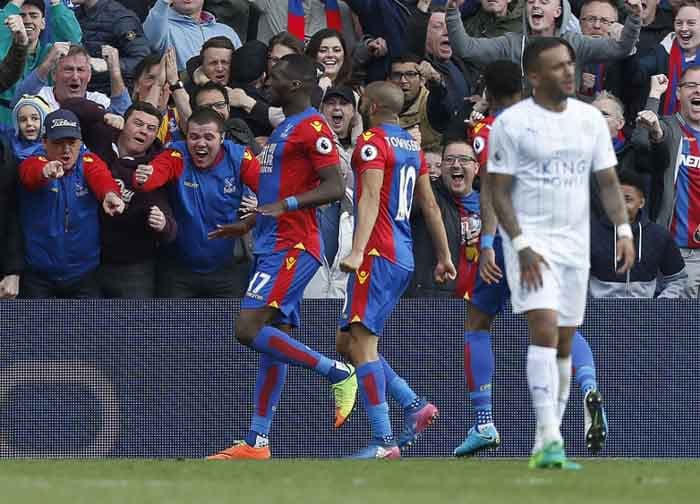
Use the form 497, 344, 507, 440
208, 55, 358, 460
338, 82, 456, 459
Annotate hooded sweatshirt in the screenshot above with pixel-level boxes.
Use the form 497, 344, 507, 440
446, 2, 641, 90
589, 211, 687, 298
10, 95, 50, 161
462, 0, 525, 38
143, 0, 242, 70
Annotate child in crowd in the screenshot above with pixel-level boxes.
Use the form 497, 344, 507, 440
10, 95, 50, 160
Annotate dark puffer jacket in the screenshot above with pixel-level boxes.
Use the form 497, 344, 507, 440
0, 136, 22, 277
75, 0, 151, 94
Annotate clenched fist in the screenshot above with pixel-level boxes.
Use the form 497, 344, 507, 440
103, 192, 125, 216
5, 15, 28, 46
135, 164, 154, 185
636, 110, 663, 142
148, 206, 166, 231
649, 74, 669, 100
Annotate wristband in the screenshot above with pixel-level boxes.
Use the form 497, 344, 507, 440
480, 234, 495, 250
169, 80, 184, 92
511, 234, 529, 253
285, 196, 299, 211
616, 223, 633, 239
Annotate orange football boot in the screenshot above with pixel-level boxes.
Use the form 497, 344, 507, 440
207, 441, 271, 460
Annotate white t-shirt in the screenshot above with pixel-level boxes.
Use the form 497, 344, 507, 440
488, 97, 617, 269
37, 86, 111, 112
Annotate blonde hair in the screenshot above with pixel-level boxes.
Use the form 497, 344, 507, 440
593, 90, 624, 121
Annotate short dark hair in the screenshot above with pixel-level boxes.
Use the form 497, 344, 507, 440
278, 54, 319, 88
124, 101, 163, 125
201, 36, 235, 56
424, 144, 443, 155
134, 54, 162, 83
390, 53, 422, 67
523, 37, 575, 74
23, 0, 45, 16
678, 0, 700, 12
187, 107, 225, 132
305, 29, 353, 86
190, 81, 229, 111
268, 31, 304, 57
483, 60, 522, 101
681, 63, 700, 81
442, 138, 471, 155
618, 170, 647, 196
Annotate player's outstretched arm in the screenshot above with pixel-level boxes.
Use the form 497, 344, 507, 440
414, 174, 456, 283
256, 164, 344, 218
595, 167, 635, 274
339, 168, 383, 273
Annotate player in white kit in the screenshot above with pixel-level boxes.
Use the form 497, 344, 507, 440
488, 38, 635, 470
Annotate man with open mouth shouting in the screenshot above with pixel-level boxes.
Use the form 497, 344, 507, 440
132, 107, 257, 298
17, 108, 125, 299
0, 0, 80, 126
61, 98, 177, 299
445, 0, 642, 92
636, 66, 700, 298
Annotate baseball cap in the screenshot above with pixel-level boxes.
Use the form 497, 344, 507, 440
45, 109, 82, 141
322, 86, 356, 108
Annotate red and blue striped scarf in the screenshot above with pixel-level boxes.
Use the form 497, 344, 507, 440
454, 192, 481, 299
288, 0, 342, 42
663, 39, 700, 115
580, 64, 606, 97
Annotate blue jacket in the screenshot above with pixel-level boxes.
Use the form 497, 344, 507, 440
75, 0, 151, 94
345, 0, 415, 82
166, 141, 253, 273
18, 152, 117, 282
143, 0, 241, 70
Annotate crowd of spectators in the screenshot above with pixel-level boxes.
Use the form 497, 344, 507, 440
0, 0, 698, 300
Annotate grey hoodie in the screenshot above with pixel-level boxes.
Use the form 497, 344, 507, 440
446, 3, 641, 89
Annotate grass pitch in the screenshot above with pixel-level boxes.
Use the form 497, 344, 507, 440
0, 458, 696, 504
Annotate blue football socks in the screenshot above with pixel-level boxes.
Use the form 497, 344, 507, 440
246, 353, 288, 447
357, 360, 393, 444
250, 326, 349, 384
380, 355, 419, 409
572, 331, 598, 395
464, 330, 495, 426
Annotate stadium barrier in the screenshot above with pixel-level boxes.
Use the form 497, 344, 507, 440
0, 299, 697, 459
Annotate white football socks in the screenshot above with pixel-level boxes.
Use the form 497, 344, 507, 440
557, 355, 572, 426
527, 345, 562, 453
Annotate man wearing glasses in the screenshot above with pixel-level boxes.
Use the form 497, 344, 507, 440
446, 0, 642, 93
407, 139, 480, 299
636, 66, 700, 298
577, 0, 642, 132
387, 53, 453, 149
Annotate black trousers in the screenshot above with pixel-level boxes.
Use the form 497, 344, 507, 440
20, 269, 101, 299
99, 261, 156, 298
157, 259, 251, 298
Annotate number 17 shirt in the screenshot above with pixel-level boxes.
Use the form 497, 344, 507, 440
352, 124, 428, 272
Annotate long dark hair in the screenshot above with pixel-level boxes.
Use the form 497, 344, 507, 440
305, 29, 352, 86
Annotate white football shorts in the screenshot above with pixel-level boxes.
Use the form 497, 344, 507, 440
503, 245, 589, 327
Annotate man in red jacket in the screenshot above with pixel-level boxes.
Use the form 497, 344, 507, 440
18, 109, 124, 298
